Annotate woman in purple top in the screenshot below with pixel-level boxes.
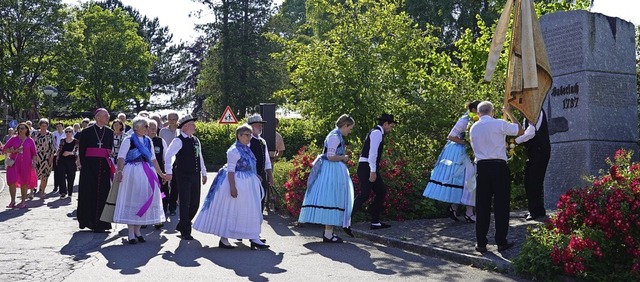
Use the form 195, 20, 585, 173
3, 122, 38, 209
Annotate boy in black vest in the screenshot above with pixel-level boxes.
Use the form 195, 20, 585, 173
247, 114, 273, 212
351, 113, 396, 230
164, 114, 207, 240
515, 109, 550, 220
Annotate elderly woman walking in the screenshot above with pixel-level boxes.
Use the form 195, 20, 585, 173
3, 123, 38, 209
34, 118, 57, 198
55, 126, 79, 198
193, 124, 269, 250
113, 117, 166, 244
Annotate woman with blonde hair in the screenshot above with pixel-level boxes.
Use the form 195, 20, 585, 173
299, 114, 356, 243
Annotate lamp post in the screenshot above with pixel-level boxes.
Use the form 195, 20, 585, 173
43, 86, 58, 121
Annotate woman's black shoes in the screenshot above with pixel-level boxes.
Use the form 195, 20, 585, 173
342, 227, 355, 237
322, 233, 344, 243
128, 238, 137, 244
250, 241, 270, 250
463, 214, 476, 223
136, 236, 146, 243
448, 205, 460, 222
219, 240, 236, 249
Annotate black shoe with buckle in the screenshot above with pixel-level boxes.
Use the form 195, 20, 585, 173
219, 240, 236, 249
322, 233, 344, 243
370, 222, 391, 230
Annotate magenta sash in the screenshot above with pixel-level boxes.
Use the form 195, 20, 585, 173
136, 162, 162, 217
86, 147, 116, 179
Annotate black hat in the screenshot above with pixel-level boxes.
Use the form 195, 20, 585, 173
178, 114, 197, 129
377, 113, 397, 124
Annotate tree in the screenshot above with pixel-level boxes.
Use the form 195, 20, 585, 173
0, 0, 66, 119
57, 4, 155, 112
195, 0, 277, 119
96, 0, 189, 112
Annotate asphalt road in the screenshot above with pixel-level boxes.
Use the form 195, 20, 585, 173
0, 171, 525, 281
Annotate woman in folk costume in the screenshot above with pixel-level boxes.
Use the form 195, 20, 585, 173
423, 101, 480, 223
299, 114, 355, 243
193, 124, 269, 250
113, 117, 166, 244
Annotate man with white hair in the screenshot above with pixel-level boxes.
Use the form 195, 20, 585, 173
77, 108, 115, 233
117, 112, 131, 132
469, 101, 523, 253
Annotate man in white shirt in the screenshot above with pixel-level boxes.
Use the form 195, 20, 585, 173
351, 114, 396, 231
164, 114, 207, 240
52, 122, 65, 193
159, 111, 180, 215
515, 109, 550, 221
470, 101, 523, 253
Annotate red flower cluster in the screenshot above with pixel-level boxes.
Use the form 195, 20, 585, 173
282, 146, 315, 218
544, 149, 640, 279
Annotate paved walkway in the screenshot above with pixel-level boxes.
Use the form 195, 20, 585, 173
348, 211, 544, 274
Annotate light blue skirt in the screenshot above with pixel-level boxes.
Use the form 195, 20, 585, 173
423, 141, 468, 204
298, 160, 354, 227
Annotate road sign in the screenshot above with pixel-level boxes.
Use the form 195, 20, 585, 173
219, 105, 239, 124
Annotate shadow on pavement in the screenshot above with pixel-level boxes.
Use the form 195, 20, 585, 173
99, 234, 169, 274
60, 231, 111, 261
303, 241, 396, 275
200, 244, 286, 281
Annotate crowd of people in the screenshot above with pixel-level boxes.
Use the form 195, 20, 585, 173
1, 100, 550, 253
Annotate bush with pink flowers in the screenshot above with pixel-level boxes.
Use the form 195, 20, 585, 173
514, 149, 640, 281
279, 139, 439, 221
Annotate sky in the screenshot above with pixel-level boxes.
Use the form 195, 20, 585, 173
61, 0, 640, 44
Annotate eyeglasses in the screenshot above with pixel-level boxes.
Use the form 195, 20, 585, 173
239, 133, 251, 137
65, 131, 73, 133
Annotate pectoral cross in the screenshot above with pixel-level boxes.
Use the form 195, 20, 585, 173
97, 142, 103, 148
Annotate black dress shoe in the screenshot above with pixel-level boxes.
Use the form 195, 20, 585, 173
179, 235, 194, 240
250, 241, 270, 250
169, 211, 177, 216
343, 226, 355, 238
497, 242, 514, 252
322, 233, 344, 243
154, 223, 163, 229
448, 205, 460, 222
136, 236, 146, 243
128, 238, 137, 245
525, 214, 546, 221
475, 245, 487, 253
93, 229, 108, 233
370, 222, 391, 230
219, 240, 235, 249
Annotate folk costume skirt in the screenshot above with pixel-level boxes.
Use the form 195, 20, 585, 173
298, 159, 354, 227
423, 141, 476, 206
113, 162, 165, 225
193, 170, 264, 239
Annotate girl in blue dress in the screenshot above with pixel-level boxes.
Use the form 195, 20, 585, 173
299, 114, 355, 243
423, 101, 480, 223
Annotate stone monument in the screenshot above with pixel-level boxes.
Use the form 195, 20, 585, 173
540, 10, 638, 210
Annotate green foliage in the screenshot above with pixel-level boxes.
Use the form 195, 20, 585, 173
0, 0, 67, 118
194, 121, 237, 168
56, 4, 155, 112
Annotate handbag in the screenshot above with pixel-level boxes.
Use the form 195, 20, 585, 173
5, 157, 15, 167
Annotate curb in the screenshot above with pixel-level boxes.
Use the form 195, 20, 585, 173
352, 228, 514, 273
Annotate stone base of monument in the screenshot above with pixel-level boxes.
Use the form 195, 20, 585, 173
545, 141, 638, 210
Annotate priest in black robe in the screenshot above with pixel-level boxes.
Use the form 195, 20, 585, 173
77, 108, 115, 232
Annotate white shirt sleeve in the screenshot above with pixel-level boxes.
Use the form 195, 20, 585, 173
325, 135, 341, 157
368, 129, 383, 172
147, 136, 156, 160
226, 149, 240, 173
197, 138, 206, 176
448, 117, 468, 138
117, 136, 130, 159
515, 114, 543, 144
164, 137, 183, 174
264, 141, 272, 170
501, 120, 521, 137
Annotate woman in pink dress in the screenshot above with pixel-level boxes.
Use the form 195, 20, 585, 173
3, 122, 38, 209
